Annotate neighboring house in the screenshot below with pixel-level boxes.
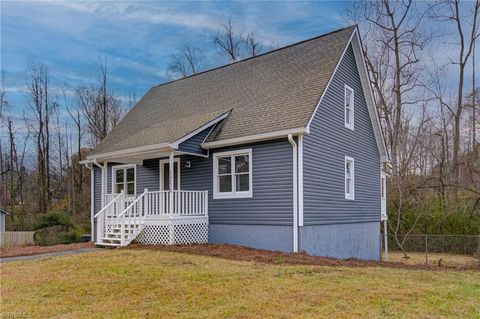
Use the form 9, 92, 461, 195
0, 209, 9, 233
82, 26, 389, 260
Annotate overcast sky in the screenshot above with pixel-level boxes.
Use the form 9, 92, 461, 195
1, 1, 349, 120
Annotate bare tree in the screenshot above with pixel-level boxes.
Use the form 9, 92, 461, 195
212, 19, 244, 62
245, 32, 262, 57
26, 63, 55, 214
0, 72, 8, 206
430, 0, 480, 176
78, 61, 123, 146
168, 45, 203, 78
66, 89, 83, 210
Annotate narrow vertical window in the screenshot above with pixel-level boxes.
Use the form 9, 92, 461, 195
345, 156, 354, 200
344, 85, 354, 130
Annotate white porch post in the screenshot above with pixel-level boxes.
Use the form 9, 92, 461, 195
102, 161, 108, 207
168, 151, 174, 244
384, 219, 389, 261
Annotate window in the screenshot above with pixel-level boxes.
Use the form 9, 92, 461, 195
344, 84, 354, 130
213, 149, 252, 199
113, 165, 136, 195
345, 156, 354, 200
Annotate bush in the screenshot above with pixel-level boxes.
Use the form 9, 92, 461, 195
33, 210, 83, 246
35, 210, 74, 230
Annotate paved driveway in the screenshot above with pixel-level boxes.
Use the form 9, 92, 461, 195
0, 248, 103, 263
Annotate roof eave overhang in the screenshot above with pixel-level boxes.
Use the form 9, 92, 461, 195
85, 143, 175, 163
202, 127, 306, 149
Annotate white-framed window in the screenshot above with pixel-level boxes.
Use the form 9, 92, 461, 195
344, 84, 354, 130
113, 165, 136, 195
213, 149, 252, 199
345, 156, 354, 200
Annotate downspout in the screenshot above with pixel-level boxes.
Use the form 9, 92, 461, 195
298, 135, 304, 227
288, 134, 299, 253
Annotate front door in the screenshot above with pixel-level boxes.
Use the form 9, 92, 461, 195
160, 158, 180, 191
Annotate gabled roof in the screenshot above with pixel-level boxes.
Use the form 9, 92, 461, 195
88, 26, 388, 162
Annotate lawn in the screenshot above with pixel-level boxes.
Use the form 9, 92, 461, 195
1, 248, 479, 319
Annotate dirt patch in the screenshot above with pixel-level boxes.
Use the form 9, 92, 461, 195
125, 243, 479, 271
0, 242, 94, 258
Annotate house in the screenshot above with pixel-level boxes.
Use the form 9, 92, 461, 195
0, 208, 9, 233
82, 26, 389, 261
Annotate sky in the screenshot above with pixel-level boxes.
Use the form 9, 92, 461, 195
1, 0, 349, 124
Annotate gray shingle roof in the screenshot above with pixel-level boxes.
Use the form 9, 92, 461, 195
90, 26, 355, 156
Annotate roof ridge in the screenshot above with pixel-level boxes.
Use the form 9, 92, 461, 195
152, 25, 357, 90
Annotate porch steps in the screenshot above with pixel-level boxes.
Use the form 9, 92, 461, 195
96, 223, 145, 247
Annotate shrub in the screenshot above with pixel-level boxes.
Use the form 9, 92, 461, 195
35, 210, 74, 230
34, 210, 84, 246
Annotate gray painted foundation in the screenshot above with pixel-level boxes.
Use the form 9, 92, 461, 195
209, 224, 293, 252
299, 222, 380, 261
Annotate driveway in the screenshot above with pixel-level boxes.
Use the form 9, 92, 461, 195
0, 248, 103, 263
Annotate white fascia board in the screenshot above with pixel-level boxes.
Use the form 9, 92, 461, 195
86, 142, 174, 162
351, 31, 389, 163
171, 111, 230, 148
305, 29, 356, 133
202, 127, 306, 149
305, 27, 389, 163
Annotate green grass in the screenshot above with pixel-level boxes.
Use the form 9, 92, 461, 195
1, 249, 479, 318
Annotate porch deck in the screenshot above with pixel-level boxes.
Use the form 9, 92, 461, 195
95, 189, 208, 247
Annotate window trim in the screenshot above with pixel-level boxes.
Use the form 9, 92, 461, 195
344, 84, 354, 130
345, 156, 355, 200
112, 164, 136, 195
213, 148, 253, 199
159, 158, 181, 191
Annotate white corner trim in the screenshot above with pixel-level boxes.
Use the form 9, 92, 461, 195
171, 111, 230, 147
212, 148, 253, 199
202, 128, 306, 149
306, 29, 357, 132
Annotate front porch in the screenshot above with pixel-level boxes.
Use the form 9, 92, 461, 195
95, 189, 209, 246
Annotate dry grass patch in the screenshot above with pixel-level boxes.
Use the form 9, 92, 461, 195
1, 249, 479, 319
387, 251, 479, 268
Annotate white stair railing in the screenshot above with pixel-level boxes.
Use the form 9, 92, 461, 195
115, 188, 149, 245
94, 191, 124, 243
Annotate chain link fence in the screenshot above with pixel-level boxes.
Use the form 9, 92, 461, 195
381, 234, 480, 268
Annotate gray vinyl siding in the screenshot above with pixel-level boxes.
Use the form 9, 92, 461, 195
93, 167, 102, 214
181, 139, 294, 225
303, 44, 381, 225
93, 140, 294, 225
178, 125, 213, 156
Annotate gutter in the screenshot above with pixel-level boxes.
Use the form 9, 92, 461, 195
288, 134, 299, 253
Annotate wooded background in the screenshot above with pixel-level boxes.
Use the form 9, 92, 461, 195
0, 0, 478, 248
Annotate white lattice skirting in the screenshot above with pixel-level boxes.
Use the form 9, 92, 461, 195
134, 216, 208, 245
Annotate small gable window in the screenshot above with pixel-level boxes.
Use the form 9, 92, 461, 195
344, 84, 354, 130
345, 156, 354, 200
213, 149, 252, 199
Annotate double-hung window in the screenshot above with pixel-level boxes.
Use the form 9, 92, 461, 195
345, 156, 354, 200
113, 165, 136, 195
213, 149, 252, 199
344, 84, 354, 130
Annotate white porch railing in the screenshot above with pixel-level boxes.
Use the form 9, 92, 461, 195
95, 189, 208, 245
